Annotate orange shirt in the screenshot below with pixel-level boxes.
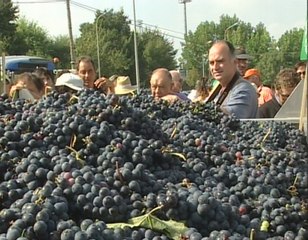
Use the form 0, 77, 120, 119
258, 86, 273, 106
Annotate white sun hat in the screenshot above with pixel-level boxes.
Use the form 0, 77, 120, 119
55, 73, 84, 91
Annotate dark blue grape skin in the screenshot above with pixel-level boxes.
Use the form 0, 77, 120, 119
0, 90, 307, 239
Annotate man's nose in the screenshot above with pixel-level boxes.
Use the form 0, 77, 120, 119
155, 87, 160, 95
212, 62, 219, 69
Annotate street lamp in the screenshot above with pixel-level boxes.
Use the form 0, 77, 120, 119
96, 14, 104, 78
178, 0, 192, 36
202, 54, 208, 77
179, 0, 191, 81
224, 22, 239, 40
133, 0, 140, 93
201, 41, 212, 77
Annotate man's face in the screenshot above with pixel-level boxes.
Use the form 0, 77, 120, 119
236, 58, 249, 76
18, 78, 42, 100
172, 79, 182, 93
276, 86, 294, 105
246, 75, 261, 87
77, 61, 96, 88
296, 66, 306, 81
43, 75, 54, 88
170, 71, 182, 93
209, 43, 237, 85
150, 72, 172, 99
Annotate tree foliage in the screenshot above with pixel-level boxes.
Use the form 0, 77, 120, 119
75, 10, 177, 87
75, 10, 134, 78
181, 14, 304, 88
138, 29, 177, 87
9, 17, 52, 57
0, 0, 18, 52
48, 35, 71, 69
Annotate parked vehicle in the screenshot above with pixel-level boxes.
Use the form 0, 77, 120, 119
1, 55, 55, 75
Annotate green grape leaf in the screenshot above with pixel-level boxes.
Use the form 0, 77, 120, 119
107, 206, 188, 239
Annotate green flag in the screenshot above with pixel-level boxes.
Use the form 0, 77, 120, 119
300, 27, 307, 60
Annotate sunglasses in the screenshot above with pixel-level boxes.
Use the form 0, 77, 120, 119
297, 71, 306, 75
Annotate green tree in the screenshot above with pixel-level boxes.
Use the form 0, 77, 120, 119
138, 29, 177, 87
75, 10, 177, 88
9, 17, 52, 57
48, 35, 71, 69
277, 28, 304, 67
255, 28, 303, 87
181, 14, 303, 88
75, 10, 133, 78
256, 47, 282, 87
0, 0, 18, 52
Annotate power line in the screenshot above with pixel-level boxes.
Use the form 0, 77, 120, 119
14, 0, 185, 41
70, 0, 97, 12
70, 1, 185, 40
13, 0, 64, 3
136, 24, 184, 40
139, 21, 184, 36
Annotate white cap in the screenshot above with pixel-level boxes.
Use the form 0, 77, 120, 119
55, 73, 84, 91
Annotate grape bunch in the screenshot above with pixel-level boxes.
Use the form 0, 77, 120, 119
0, 90, 307, 240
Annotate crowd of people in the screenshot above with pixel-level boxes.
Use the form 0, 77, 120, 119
5, 40, 305, 120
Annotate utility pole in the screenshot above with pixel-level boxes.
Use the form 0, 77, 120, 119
133, 0, 140, 93
179, 0, 191, 36
1, 53, 5, 94
178, 0, 191, 81
96, 14, 104, 78
66, 0, 76, 70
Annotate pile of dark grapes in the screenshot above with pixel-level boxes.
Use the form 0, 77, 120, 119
0, 90, 307, 240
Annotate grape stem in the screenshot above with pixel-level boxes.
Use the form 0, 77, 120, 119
249, 228, 255, 240
260, 127, 272, 152
115, 161, 124, 184
287, 175, 299, 196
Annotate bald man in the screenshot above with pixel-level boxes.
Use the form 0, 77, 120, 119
150, 68, 181, 103
206, 40, 258, 119
169, 70, 190, 101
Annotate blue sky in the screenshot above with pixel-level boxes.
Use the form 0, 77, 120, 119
15, 0, 307, 55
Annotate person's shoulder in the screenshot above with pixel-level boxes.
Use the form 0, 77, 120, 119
233, 78, 257, 93
236, 77, 252, 86
258, 98, 280, 118
187, 89, 197, 100
259, 97, 280, 111
260, 98, 274, 109
175, 92, 190, 101
260, 86, 273, 93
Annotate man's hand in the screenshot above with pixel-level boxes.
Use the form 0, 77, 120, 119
161, 94, 179, 103
9, 81, 26, 99
94, 77, 115, 94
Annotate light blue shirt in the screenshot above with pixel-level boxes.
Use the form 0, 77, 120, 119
217, 78, 258, 119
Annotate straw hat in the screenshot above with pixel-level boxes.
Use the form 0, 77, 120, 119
55, 73, 84, 91
114, 76, 137, 95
